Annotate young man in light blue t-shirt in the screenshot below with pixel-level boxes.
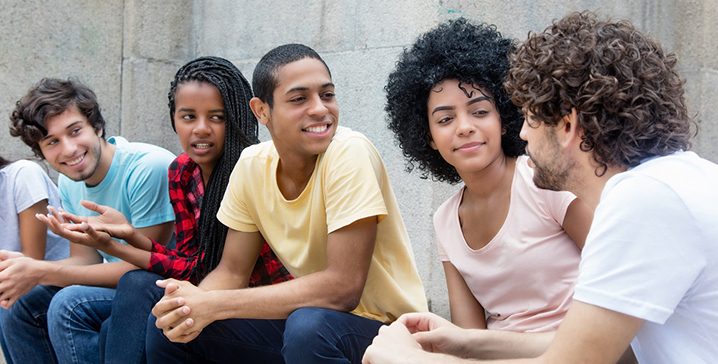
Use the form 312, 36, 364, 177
0, 78, 175, 364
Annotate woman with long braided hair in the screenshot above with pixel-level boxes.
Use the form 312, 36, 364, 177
53, 56, 292, 363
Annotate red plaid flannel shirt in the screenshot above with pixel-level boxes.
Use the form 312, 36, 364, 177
147, 153, 293, 285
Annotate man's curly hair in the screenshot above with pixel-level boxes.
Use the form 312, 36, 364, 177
385, 18, 525, 184
10, 78, 106, 159
506, 11, 695, 174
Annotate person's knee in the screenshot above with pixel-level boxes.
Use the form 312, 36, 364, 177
118, 270, 156, 289
283, 308, 337, 353
47, 286, 83, 320
116, 270, 163, 303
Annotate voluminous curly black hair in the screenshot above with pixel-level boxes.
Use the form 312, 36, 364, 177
506, 11, 695, 173
385, 18, 525, 184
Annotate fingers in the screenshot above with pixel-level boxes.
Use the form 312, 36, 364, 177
79, 199, 107, 214
0, 250, 24, 261
163, 318, 199, 343
47, 206, 65, 224
397, 312, 444, 333
154, 304, 191, 330
82, 223, 106, 241
156, 279, 182, 296
58, 209, 86, 224
152, 296, 186, 321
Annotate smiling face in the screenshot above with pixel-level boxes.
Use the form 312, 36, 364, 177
427, 79, 504, 175
256, 57, 338, 165
173, 81, 226, 180
39, 105, 109, 185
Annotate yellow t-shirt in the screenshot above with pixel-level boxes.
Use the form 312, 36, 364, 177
217, 126, 427, 322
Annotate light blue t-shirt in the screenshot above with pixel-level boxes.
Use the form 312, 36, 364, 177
58, 136, 175, 262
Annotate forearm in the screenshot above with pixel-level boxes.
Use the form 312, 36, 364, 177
199, 268, 361, 321
42, 260, 137, 288
461, 330, 554, 360
100, 238, 152, 270
121, 229, 154, 251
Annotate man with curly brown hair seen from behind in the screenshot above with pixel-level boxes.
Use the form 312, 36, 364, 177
363, 11, 718, 364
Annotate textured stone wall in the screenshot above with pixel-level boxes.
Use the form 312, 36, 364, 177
1, 1, 716, 329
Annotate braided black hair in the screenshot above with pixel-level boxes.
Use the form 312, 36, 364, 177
385, 18, 526, 184
168, 56, 259, 280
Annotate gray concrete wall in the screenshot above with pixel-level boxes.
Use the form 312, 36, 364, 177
1, 4, 716, 353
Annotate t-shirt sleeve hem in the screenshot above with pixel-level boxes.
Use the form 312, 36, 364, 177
573, 286, 673, 324
216, 211, 259, 233
327, 208, 387, 234
15, 194, 49, 213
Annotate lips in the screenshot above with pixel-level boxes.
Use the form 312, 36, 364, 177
303, 123, 331, 134
192, 143, 212, 149
454, 142, 484, 152
65, 153, 85, 166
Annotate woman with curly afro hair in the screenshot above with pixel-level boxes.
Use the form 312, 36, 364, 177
383, 18, 594, 359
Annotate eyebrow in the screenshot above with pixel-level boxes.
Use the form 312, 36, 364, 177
431, 96, 491, 116
285, 82, 335, 94
40, 121, 83, 141
177, 108, 225, 113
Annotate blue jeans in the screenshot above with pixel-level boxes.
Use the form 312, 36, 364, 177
0, 285, 63, 363
146, 307, 385, 364
47, 285, 116, 364
99, 270, 164, 364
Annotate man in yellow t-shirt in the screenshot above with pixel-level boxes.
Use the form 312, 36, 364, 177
147, 43, 427, 364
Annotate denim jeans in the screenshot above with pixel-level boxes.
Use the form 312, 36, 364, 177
99, 270, 165, 364
47, 285, 116, 364
0, 285, 62, 364
146, 307, 385, 364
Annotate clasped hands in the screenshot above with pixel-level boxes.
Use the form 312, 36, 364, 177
362, 312, 469, 364
152, 278, 214, 343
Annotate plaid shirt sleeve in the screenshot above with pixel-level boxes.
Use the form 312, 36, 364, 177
146, 153, 293, 286
147, 154, 201, 282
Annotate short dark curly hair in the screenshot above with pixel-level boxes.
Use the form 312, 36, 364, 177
385, 18, 525, 184
10, 78, 106, 159
506, 11, 695, 174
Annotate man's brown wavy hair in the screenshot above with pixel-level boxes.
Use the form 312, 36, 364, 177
506, 11, 695, 174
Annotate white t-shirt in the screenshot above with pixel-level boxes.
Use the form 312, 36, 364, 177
0, 160, 69, 260
435, 156, 579, 332
573, 151, 718, 363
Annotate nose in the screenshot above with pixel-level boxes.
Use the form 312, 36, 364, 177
455, 113, 476, 136
193, 117, 211, 136
307, 95, 328, 118
519, 118, 528, 141
60, 137, 78, 157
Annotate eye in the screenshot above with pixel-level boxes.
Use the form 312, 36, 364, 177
181, 114, 195, 120
289, 96, 306, 103
437, 116, 453, 124
473, 110, 489, 116
71, 127, 82, 135
47, 139, 59, 146
321, 92, 335, 100
210, 114, 225, 122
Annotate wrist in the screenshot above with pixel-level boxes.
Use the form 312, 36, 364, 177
38, 261, 62, 286
460, 328, 490, 358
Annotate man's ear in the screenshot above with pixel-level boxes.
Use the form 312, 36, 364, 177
556, 108, 582, 148
249, 97, 270, 126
